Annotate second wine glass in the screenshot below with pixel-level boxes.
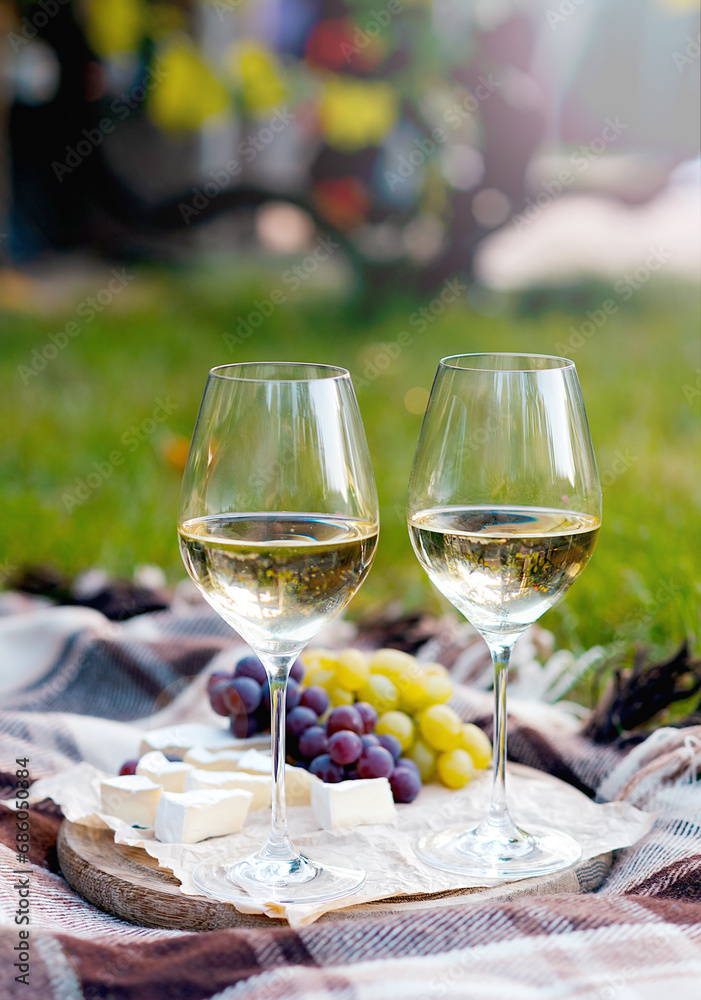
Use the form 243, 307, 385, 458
178, 362, 379, 904
407, 353, 601, 880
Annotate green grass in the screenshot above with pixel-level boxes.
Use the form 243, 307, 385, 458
1, 262, 699, 664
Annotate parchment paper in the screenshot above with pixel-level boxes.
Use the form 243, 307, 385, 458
30, 761, 655, 927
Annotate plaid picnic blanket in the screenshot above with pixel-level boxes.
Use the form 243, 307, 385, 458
1, 594, 700, 1000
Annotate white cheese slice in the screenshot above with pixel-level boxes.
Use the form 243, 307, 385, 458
139, 724, 241, 758
285, 765, 320, 807
311, 778, 397, 830
183, 746, 245, 771
236, 749, 273, 775
154, 788, 253, 844
100, 775, 162, 827
136, 751, 193, 792
183, 769, 272, 810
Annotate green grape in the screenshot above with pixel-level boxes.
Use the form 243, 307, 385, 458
458, 723, 492, 769
368, 648, 416, 681
418, 704, 462, 751
408, 738, 437, 781
437, 748, 474, 789
305, 666, 337, 690
396, 668, 429, 712
424, 673, 452, 705
376, 710, 415, 751
334, 648, 370, 691
329, 686, 354, 707
357, 674, 399, 714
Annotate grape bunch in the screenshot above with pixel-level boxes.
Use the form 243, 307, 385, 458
288, 701, 422, 803
300, 647, 493, 791
207, 655, 305, 738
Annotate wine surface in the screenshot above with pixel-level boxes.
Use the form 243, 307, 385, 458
179, 513, 378, 653
409, 506, 599, 637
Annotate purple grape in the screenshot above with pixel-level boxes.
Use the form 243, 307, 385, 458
230, 676, 262, 713
327, 705, 363, 737
390, 767, 421, 803
299, 685, 330, 717
290, 658, 305, 683
344, 767, 360, 781
395, 758, 420, 777
361, 734, 380, 751
119, 759, 138, 776
309, 754, 345, 783
164, 753, 182, 762
286, 678, 301, 710
209, 679, 237, 717
286, 706, 318, 738
207, 670, 232, 694
355, 701, 378, 734
328, 730, 363, 766
298, 725, 328, 759
377, 733, 402, 762
357, 746, 394, 780
230, 712, 259, 739
234, 656, 267, 686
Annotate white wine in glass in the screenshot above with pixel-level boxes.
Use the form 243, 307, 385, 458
178, 363, 379, 904
407, 354, 601, 879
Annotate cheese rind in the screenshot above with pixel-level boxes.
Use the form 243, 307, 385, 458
311, 778, 397, 830
136, 751, 193, 792
154, 789, 253, 844
285, 764, 320, 807
139, 724, 241, 758
183, 769, 272, 810
100, 775, 162, 827
236, 749, 272, 775
183, 747, 245, 771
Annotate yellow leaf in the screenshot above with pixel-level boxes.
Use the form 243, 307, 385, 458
84, 0, 144, 56
320, 77, 398, 152
148, 39, 229, 132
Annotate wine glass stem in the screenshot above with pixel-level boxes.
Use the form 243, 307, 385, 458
259, 653, 298, 861
478, 637, 522, 840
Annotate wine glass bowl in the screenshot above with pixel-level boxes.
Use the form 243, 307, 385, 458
408, 353, 601, 879
178, 362, 378, 903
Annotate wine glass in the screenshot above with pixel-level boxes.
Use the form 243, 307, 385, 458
178, 362, 379, 903
407, 354, 601, 879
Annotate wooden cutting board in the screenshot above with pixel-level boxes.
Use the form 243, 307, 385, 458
57, 820, 613, 930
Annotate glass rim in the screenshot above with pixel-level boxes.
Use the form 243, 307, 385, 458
209, 362, 351, 383
439, 353, 576, 372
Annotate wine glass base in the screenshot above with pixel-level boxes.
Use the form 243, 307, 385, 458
192, 849, 366, 905
415, 824, 581, 882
